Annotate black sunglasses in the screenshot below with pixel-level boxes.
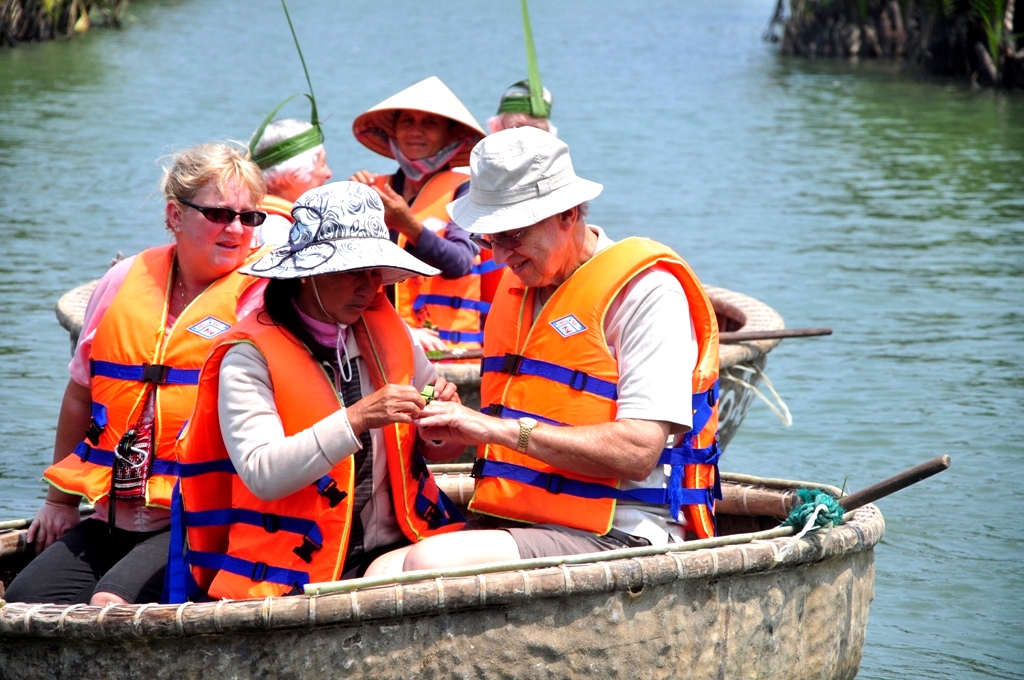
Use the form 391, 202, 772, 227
178, 198, 267, 227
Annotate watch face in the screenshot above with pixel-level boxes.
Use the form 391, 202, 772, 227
520, 417, 538, 428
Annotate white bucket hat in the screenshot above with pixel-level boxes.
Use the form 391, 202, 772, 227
242, 181, 439, 285
446, 127, 602, 235
352, 76, 486, 168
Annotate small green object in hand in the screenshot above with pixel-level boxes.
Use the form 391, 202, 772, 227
421, 385, 435, 403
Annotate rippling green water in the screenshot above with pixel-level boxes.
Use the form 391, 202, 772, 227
1, 1, 1021, 677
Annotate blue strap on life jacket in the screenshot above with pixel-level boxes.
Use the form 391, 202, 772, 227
691, 381, 720, 434
413, 475, 466, 529
481, 354, 618, 401
437, 329, 485, 344
412, 295, 491, 315
472, 458, 713, 508
72, 441, 179, 476
186, 551, 310, 590
175, 458, 238, 478
471, 259, 505, 275
482, 403, 565, 427
163, 481, 203, 604
90, 402, 108, 428
90, 359, 200, 386
182, 509, 324, 546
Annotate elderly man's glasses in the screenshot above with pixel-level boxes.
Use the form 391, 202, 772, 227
470, 227, 529, 251
178, 198, 267, 227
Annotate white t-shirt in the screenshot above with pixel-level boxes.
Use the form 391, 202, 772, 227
560, 227, 699, 546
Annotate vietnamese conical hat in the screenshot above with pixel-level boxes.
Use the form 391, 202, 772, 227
353, 76, 486, 167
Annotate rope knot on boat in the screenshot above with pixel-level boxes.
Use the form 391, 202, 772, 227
773, 488, 845, 563
783, 488, 844, 532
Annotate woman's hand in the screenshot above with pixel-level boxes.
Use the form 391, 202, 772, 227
412, 327, 447, 353
346, 384, 427, 434
430, 376, 461, 405
27, 499, 81, 554
348, 169, 379, 185
373, 183, 423, 243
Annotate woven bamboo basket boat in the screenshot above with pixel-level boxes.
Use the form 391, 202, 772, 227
0, 470, 882, 680
55, 280, 785, 451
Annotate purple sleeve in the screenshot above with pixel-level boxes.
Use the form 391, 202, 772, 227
406, 222, 479, 279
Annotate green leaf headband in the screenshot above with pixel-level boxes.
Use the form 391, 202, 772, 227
497, 0, 551, 119
249, 0, 324, 170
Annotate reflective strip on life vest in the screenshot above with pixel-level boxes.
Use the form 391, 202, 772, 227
481, 355, 618, 400
186, 551, 310, 589
72, 442, 178, 476
412, 295, 491, 315
90, 359, 200, 386
473, 459, 714, 509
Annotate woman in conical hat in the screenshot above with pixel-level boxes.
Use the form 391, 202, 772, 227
350, 77, 489, 354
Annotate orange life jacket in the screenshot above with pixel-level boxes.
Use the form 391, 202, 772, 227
258, 194, 294, 221
471, 237, 721, 538
43, 244, 264, 509
176, 292, 464, 599
375, 171, 502, 350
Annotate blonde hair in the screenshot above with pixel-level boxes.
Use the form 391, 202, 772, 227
161, 142, 267, 227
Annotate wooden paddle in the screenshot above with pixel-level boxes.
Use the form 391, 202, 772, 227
425, 327, 834, 362
838, 455, 951, 512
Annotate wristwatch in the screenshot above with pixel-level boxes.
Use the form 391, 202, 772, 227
516, 417, 539, 453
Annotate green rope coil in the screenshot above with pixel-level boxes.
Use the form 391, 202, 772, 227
782, 488, 845, 530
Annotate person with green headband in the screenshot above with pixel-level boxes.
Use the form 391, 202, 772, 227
488, 0, 557, 137
488, 80, 557, 137
251, 118, 333, 248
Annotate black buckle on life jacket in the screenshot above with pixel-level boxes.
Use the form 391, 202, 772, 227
85, 419, 105, 446
292, 535, 323, 564
141, 363, 170, 384
545, 473, 566, 495
568, 370, 589, 392
261, 513, 279, 533
501, 353, 524, 375
421, 501, 442, 529
250, 561, 268, 582
449, 296, 464, 309
448, 330, 462, 344
471, 458, 485, 479
318, 480, 347, 508
485, 404, 504, 417
410, 453, 428, 481
707, 390, 716, 407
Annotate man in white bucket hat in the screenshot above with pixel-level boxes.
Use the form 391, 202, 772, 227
366, 127, 723, 575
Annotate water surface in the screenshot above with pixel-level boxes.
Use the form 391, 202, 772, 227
1, 1, 1022, 677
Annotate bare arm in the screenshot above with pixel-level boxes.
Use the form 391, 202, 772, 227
415, 402, 669, 481
28, 378, 90, 552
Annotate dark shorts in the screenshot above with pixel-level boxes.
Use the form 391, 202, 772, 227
4, 518, 170, 604
463, 517, 651, 559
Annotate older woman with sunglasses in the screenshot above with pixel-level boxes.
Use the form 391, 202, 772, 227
6, 142, 269, 606
170, 181, 464, 601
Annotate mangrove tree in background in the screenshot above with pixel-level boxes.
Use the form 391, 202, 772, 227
1, 0, 127, 47
766, 0, 1024, 88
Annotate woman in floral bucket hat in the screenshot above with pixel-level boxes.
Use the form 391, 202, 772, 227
170, 182, 466, 601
